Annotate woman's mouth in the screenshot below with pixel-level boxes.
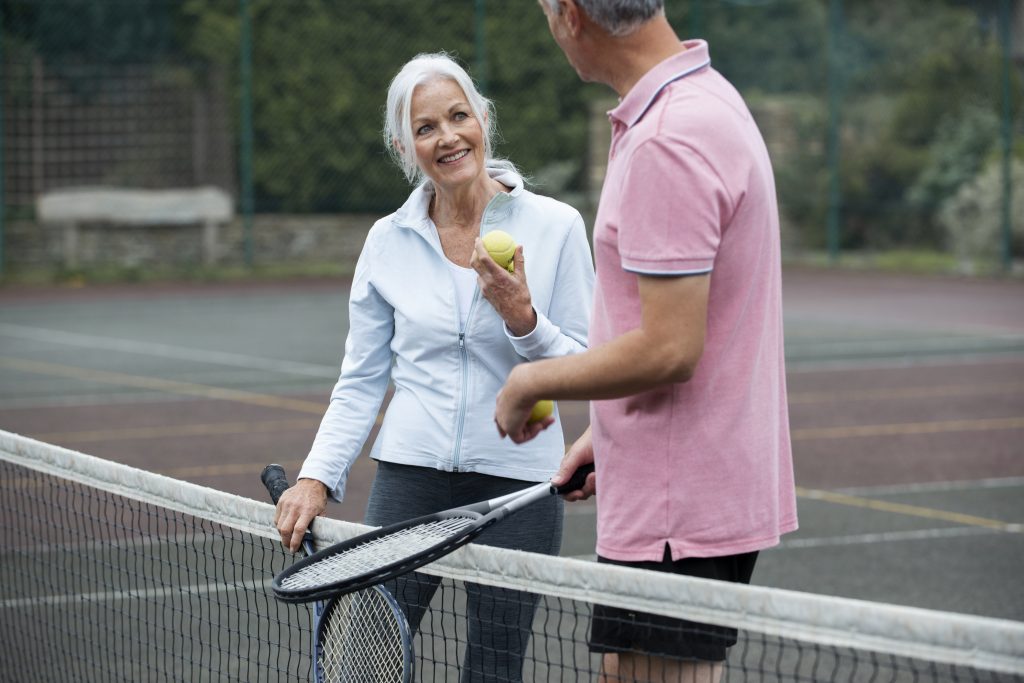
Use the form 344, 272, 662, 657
438, 149, 470, 164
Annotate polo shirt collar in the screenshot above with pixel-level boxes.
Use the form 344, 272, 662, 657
609, 39, 711, 129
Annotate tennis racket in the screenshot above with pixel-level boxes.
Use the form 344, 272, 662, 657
272, 463, 595, 603
262, 465, 414, 683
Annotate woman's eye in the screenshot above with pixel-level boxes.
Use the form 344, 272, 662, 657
416, 125, 432, 136
453, 112, 468, 122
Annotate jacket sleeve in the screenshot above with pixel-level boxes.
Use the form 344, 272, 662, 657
506, 212, 594, 359
298, 231, 395, 502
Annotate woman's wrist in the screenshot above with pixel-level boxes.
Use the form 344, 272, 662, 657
506, 306, 538, 338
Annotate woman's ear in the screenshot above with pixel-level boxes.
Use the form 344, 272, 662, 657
392, 137, 404, 154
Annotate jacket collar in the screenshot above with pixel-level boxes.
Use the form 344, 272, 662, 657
393, 167, 524, 230
609, 39, 711, 130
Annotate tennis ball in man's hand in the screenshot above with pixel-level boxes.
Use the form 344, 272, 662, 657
528, 400, 554, 423
482, 230, 517, 273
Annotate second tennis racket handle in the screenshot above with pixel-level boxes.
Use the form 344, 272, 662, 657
554, 463, 595, 495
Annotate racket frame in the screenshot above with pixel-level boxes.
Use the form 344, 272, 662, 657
313, 582, 414, 683
272, 467, 592, 603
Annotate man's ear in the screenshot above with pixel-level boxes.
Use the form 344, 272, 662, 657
561, 0, 582, 37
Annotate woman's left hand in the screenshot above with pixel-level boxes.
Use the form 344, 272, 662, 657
470, 239, 537, 336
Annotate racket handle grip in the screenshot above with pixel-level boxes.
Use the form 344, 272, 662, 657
554, 463, 595, 495
261, 464, 291, 504
262, 464, 318, 555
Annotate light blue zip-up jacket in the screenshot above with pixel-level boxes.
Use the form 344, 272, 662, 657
299, 169, 595, 501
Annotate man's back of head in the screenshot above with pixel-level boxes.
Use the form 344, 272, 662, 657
546, 0, 664, 37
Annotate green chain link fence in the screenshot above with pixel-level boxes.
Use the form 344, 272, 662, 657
1, 0, 1020, 278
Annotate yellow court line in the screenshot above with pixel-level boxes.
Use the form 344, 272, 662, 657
793, 416, 1024, 440
0, 357, 325, 414
788, 381, 1024, 405
37, 418, 319, 444
796, 487, 1022, 533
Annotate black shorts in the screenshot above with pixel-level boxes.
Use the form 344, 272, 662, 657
589, 546, 758, 662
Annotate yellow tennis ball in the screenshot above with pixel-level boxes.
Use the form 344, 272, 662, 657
482, 230, 517, 273
528, 400, 554, 423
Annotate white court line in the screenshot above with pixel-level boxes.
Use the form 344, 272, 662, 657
785, 333, 1024, 356
0, 323, 337, 378
787, 349, 1024, 372
835, 477, 1024, 497
775, 526, 1017, 550
0, 579, 270, 610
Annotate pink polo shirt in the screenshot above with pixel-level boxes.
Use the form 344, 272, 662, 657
590, 40, 798, 562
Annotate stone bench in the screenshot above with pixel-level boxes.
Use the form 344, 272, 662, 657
36, 187, 233, 267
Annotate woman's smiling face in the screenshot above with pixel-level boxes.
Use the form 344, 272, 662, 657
410, 78, 487, 192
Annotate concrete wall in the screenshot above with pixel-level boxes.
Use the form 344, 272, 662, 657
7, 213, 382, 272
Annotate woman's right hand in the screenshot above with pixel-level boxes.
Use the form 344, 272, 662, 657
471, 240, 537, 336
274, 478, 329, 552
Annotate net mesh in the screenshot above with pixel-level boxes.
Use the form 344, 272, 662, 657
2, 430, 1022, 683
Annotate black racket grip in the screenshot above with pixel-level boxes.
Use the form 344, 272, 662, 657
554, 463, 595, 495
261, 464, 291, 504
261, 464, 317, 555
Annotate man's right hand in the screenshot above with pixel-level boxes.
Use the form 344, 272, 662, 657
274, 478, 328, 552
552, 427, 596, 501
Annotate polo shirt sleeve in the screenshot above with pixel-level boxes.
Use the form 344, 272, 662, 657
617, 137, 733, 275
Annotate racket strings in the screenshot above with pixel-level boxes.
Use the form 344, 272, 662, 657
318, 589, 409, 682
281, 516, 477, 592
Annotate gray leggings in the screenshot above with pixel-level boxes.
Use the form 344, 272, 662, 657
365, 460, 564, 683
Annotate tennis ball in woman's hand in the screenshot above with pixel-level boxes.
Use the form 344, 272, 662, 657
482, 230, 517, 273
528, 400, 554, 423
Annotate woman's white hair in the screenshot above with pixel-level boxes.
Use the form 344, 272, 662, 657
543, 0, 664, 37
384, 52, 514, 186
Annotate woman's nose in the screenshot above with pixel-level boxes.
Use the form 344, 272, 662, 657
438, 127, 458, 146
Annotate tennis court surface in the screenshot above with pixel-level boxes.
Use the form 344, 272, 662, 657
1, 267, 1023, 680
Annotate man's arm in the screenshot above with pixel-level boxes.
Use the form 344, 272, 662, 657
495, 272, 710, 443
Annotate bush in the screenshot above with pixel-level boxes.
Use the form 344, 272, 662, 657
939, 159, 1023, 273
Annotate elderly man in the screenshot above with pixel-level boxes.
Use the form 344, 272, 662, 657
495, 2, 798, 680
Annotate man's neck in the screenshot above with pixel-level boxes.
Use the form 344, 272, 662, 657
595, 17, 686, 98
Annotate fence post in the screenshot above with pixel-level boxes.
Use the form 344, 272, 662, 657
689, 0, 704, 39
0, 9, 5, 278
999, 0, 1014, 273
239, 0, 255, 267
475, 0, 487, 94
826, 0, 843, 265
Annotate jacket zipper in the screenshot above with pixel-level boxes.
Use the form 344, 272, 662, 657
440, 194, 502, 473
451, 289, 480, 472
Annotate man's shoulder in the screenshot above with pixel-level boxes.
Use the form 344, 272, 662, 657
618, 76, 760, 175
646, 70, 753, 138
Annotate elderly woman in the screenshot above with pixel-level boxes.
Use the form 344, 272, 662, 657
274, 53, 594, 681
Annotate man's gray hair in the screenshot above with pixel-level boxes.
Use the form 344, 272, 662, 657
544, 0, 664, 37
383, 52, 513, 186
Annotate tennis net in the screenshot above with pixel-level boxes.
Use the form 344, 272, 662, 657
2, 429, 1022, 682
